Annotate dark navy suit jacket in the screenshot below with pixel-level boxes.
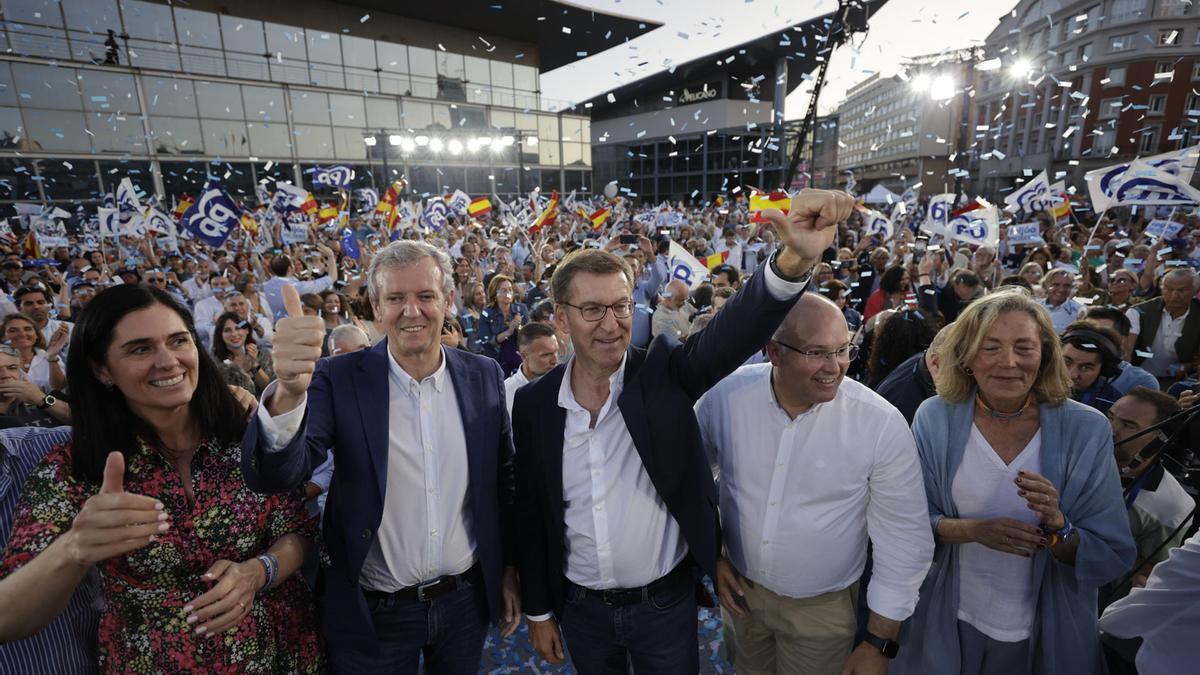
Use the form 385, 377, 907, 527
511, 267, 806, 617
241, 342, 516, 652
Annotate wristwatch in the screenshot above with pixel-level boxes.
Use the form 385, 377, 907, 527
768, 248, 814, 285
1049, 516, 1075, 546
38, 394, 56, 410
863, 631, 900, 659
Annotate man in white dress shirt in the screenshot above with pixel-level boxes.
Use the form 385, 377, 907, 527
697, 293, 934, 675
192, 274, 233, 350
1039, 268, 1083, 334
503, 321, 559, 415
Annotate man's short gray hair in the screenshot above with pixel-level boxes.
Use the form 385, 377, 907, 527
1163, 267, 1196, 288
328, 324, 370, 354
366, 240, 455, 303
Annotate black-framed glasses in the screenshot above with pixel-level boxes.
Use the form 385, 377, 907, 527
773, 340, 859, 363
560, 300, 635, 322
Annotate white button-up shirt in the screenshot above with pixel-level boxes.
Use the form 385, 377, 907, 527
1127, 306, 1189, 377
559, 354, 688, 591
696, 365, 934, 621
1040, 297, 1083, 334
503, 367, 530, 417
257, 346, 475, 590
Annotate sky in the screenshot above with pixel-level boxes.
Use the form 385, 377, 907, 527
540, 0, 1022, 118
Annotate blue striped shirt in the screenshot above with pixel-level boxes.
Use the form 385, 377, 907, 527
0, 426, 99, 675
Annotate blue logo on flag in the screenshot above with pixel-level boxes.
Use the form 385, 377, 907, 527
340, 228, 360, 261
182, 188, 241, 247
313, 165, 354, 190
420, 200, 448, 232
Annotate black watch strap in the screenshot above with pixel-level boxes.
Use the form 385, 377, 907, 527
863, 631, 899, 659
768, 248, 813, 285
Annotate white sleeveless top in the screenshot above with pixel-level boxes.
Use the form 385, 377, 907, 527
951, 423, 1042, 642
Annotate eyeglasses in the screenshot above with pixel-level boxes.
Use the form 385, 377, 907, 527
560, 300, 635, 322
773, 340, 859, 363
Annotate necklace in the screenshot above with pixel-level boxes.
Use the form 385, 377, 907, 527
975, 392, 1034, 420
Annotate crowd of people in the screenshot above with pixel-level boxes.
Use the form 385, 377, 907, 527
0, 182, 1195, 674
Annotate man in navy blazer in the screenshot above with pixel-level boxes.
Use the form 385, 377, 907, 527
512, 189, 855, 673
242, 241, 519, 674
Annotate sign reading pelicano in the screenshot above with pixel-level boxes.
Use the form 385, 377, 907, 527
678, 83, 718, 104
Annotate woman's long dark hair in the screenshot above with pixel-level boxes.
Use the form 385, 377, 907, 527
879, 265, 908, 295
867, 308, 941, 387
67, 285, 246, 484
211, 311, 257, 363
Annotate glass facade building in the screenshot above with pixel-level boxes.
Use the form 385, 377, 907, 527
0, 0, 592, 204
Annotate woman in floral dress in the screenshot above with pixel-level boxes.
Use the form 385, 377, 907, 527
0, 285, 324, 673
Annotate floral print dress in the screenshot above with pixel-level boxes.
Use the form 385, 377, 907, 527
0, 437, 325, 673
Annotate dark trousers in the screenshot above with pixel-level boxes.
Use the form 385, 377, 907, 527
559, 572, 699, 675
327, 581, 489, 675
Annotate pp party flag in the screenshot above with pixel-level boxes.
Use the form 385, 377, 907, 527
116, 177, 142, 218
920, 193, 956, 236
174, 195, 194, 220
181, 183, 242, 247
946, 199, 1001, 246
468, 197, 493, 217
273, 181, 310, 211
1003, 170, 1052, 215
340, 227, 360, 261
420, 199, 449, 232
144, 207, 176, 236
666, 239, 712, 290
446, 189, 472, 215
98, 207, 120, 237
749, 190, 791, 223
1085, 146, 1199, 212
857, 206, 894, 240
529, 190, 559, 235
1090, 156, 1200, 209
312, 165, 354, 190
589, 206, 613, 231
0, 219, 15, 245
355, 187, 379, 212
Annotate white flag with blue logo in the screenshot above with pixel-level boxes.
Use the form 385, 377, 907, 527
116, 177, 143, 223
861, 208, 893, 240
921, 193, 955, 236
420, 199, 449, 232
446, 189, 471, 215
98, 207, 120, 238
1085, 149, 1200, 210
946, 201, 1000, 246
666, 240, 710, 291
312, 165, 354, 190
355, 188, 379, 211
181, 183, 242, 247
1003, 170, 1052, 215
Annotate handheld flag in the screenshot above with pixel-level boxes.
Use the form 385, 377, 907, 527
181, 184, 242, 247
921, 193, 956, 236
420, 199, 449, 232
749, 190, 791, 223
340, 228, 360, 260
174, 195, 194, 220
589, 206, 613, 231
312, 165, 354, 190
1085, 146, 1199, 212
666, 240, 712, 290
468, 197, 493, 218
317, 203, 339, 225
529, 190, 559, 235
1003, 170, 1052, 215
946, 199, 1000, 246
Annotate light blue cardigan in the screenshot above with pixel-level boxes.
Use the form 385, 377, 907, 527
893, 395, 1136, 675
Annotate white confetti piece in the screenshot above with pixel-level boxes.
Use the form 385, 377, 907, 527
359, 14, 369, 22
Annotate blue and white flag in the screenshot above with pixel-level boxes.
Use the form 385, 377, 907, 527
1003, 170, 1052, 215
861, 208, 893, 240
666, 239, 711, 290
921, 193, 955, 236
312, 165, 354, 190
355, 187, 379, 211
1007, 222, 1044, 245
144, 207, 176, 237
1087, 155, 1200, 210
1085, 146, 1199, 212
255, 183, 271, 205
340, 228, 360, 261
446, 189, 471, 215
946, 202, 1000, 246
420, 199, 449, 232
116, 177, 142, 219
181, 184, 242, 247
98, 207, 120, 238
273, 181, 309, 212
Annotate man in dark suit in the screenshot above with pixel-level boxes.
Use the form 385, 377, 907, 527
512, 189, 854, 673
242, 241, 519, 673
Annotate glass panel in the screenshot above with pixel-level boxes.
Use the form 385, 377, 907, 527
3, 0, 62, 25
365, 98, 400, 130
253, 160, 296, 191
379, 72, 410, 96
562, 116, 584, 142
174, 7, 220, 47
491, 89, 515, 108
582, 143, 591, 167
63, 0, 119, 33
241, 85, 286, 122
515, 112, 537, 132
120, 0, 174, 42
143, 77, 197, 117
563, 169, 585, 192
409, 165, 437, 195
539, 138, 560, 166
538, 115, 558, 143
0, 157, 41, 201
221, 16, 264, 53
454, 105, 487, 129
194, 82, 243, 120
160, 160, 212, 197
265, 22, 306, 60
493, 166, 517, 195
402, 101, 433, 130
431, 103, 451, 130
128, 40, 181, 71
563, 142, 585, 166
409, 46, 436, 77
293, 124, 334, 159
202, 119, 250, 157
464, 166, 490, 195
225, 53, 268, 81
328, 93, 365, 127
331, 127, 367, 160
75, 71, 136, 114
13, 64, 81, 110
24, 108, 92, 152
377, 42, 408, 72
513, 64, 537, 92
149, 116, 203, 155
437, 167, 465, 194
210, 161, 254, 198
7, 24, 70, 60
180, 46, 226, 76
307, 31, 341, 64
342, 35, 375, 69
465, 56, 490, 85
68, 29, 109, 64
37, 157, 96, 201
87, 111, 146, 153
0, 106, 24, 141
345, 68, 379, 93
289, 90, 329, 125
246, 121, 291, 157
491, 61, 513, 88
466, 85, 490, 106
409, 75, 437, 99
437, 51, 464, 79
490, 110, 515, 131
269, 62, 308, 85
308, 63, 345, 89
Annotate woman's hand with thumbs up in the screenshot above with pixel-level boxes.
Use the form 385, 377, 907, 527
63, 451, 170, 569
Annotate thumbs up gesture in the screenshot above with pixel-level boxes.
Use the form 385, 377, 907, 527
268, 284, 326, 415
64, 452, 169, 569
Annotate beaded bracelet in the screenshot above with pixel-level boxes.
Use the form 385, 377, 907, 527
255, 553, 279, 592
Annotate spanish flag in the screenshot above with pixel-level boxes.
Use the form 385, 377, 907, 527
748, 190, 791, 223
317, 203, 339, 224
702, 250, 730, 270
240, 212, 259, 236
529, 190, 558, 235
1051, 192, 1072, 219
468, 197, 492, 217
589, 206, 612, 231
174, 195, 193, 220
20, 231, 38, 258
300, 193, 319, 216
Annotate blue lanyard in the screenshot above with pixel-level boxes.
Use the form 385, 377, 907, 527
1124, 470, 1151, 510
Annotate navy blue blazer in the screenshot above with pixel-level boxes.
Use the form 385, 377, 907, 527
511, 268, 806, 617
241, 342, 516, 652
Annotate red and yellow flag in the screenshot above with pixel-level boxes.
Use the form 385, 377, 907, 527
240, 212, 259, 236
589, 206, 612, 231
748, 190, 791, 223
300, 193, 319, 216
174, 195, 193, 220
20, 231, 38, 258
317, 203, 339, 224
702, 250, 730, 270
468, 197, 492, 217
529, 190, 559, 235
